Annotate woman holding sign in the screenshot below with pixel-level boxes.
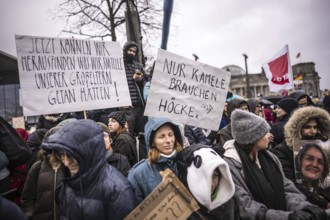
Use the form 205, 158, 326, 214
127, 117, 183, 203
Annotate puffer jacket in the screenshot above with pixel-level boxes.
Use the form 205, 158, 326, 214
122, 42, 145, 107
42, 119, 136, 220
21, 159, 63, 220
223, 140, 313, 220
271, 106, 330, 181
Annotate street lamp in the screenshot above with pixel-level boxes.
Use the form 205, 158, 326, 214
243, 53, 251, 98
192, 53, 199, 61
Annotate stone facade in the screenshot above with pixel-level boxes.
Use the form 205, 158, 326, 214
223, 62, 321, 98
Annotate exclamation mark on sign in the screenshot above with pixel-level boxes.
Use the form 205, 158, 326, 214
114, 81, 119, 101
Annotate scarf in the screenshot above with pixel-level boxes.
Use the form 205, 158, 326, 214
156, 150, 178, 175
235, 142, 286, 210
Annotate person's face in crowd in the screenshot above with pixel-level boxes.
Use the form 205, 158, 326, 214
301, 147, 324, 182
211, 170, 221, 193
103, 132, 112, 150
59, 151, 79, 176
254, 132, 271, 151
127, 47, 137, 57
298, 96, 308, 107
240, 104, 249, 112
108, 118, 121, 133
255, 104, 262, 115
301, 119, 318, 139
274, 106, 286, 119
153, 124, 175, 155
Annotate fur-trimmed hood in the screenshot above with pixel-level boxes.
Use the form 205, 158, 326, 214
284, 106, 330, 149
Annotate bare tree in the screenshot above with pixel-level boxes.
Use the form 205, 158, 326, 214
55, 0, 163, 58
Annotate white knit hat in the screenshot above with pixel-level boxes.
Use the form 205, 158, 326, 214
231, 109, 270, 145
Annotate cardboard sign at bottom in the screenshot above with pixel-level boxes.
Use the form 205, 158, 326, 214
124, 169, 200, 220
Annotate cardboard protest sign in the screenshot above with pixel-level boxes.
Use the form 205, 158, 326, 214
15, 35, 131, 116
124, 169, 200, 220
144, 49, 231, 130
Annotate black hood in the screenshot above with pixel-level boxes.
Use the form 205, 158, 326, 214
42, 119, 106, 189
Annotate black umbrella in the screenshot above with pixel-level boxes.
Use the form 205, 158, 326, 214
259, 99, 273, 105
262, 95, 284, 104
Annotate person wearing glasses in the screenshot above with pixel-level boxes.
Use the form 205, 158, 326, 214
295, 143, 330, 208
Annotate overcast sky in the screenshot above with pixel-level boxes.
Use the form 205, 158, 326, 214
1, 0, 329, 90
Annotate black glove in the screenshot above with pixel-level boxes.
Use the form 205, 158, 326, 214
289, 210, 314, 220
302, 205, 327, 220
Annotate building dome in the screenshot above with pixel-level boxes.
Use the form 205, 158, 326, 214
222, 65, 245, 76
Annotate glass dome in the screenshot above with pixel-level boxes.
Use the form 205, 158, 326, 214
222, 65, 245, 76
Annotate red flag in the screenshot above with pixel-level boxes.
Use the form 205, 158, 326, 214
262, 45, 293, 92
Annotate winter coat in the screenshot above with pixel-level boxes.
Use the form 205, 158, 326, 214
184, 125, 209, 145
123, 42, 145, 107
213, 124, 232, 150
223, 140, 312, 220
106, 151, 131, 176
21, 159, 63, 220
127, 159, 167, 204
41, 119, 136, 220
270, 114, 290, 148
0, 197, 27, 220
271, 106, 330, 182
270, 141, 295, 181
112, 131, 137, 167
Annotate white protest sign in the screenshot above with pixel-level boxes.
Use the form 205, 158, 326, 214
144, 49, 231, 130
15, 35, 131, 116
12, 117, 25, 129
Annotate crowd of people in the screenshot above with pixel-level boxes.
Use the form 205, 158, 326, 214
1, 41, 330, 220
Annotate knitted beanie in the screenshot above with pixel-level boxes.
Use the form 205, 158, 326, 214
231, 109, 270, 145
277, 98, 298, 114
108, 111, 126, 128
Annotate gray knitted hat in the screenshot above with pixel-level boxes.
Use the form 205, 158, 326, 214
231, 109, 270, 145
